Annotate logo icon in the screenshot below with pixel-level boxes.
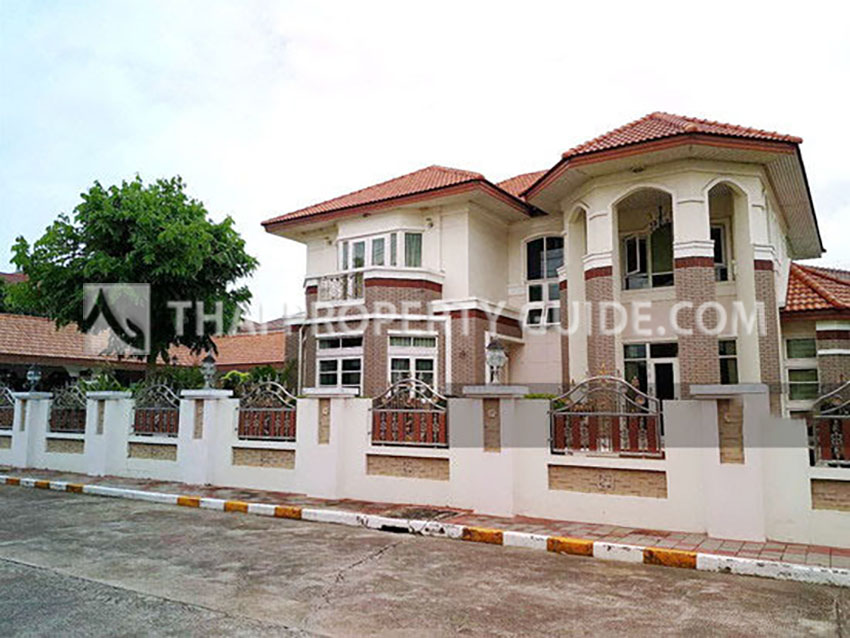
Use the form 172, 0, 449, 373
82, 284, 150, 357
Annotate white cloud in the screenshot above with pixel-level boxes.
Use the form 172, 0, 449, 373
1, 0, 848, 318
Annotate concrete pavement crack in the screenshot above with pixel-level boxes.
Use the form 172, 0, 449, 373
0, 554, 315, 635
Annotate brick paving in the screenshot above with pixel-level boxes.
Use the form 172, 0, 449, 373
3, 465, 850, 570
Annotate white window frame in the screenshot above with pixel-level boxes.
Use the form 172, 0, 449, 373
711, 221, 732, 282
620, 223, 674, 291
387, 332, 438, 387
718, 338, 738, 385
524, 235, 563, 327
338, 230, 424, 271
316, 332, 364, 392
784, 337, 819, 409
623, 341, 680, 399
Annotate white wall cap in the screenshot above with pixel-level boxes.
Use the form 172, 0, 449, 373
462, 385, 529, 398
180, 389, 234, 399
582, 251, 613, 272
689, 384, 768, 398
11, 392, 52, 400
302, 387, 360, 398
86, 391, 132, 400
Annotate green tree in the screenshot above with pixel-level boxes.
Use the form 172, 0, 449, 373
9, 176, 258, 364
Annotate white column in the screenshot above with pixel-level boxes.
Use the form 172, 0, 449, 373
10, 392, 51, 469
178, 389, 236, 486
84, 392, 133, 477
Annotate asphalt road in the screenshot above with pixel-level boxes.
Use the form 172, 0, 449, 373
0, 486, 846, 637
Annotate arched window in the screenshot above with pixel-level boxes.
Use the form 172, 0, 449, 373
525, 236, 564, 325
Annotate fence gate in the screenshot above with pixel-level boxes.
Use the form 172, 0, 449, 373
809, 380, 850, 467
0, 384, 13, 430
132, 384, 180, 437
49, 384, 87, 433
550, 375, 663, 457
371, 378, 448, 448
237, 381, 297, 441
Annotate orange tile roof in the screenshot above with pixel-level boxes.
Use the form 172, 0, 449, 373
497, 170, 547, 197
264, 165, 490, 227
0, 313, 140, 366
785, 264, 850, 313
560, 112, 802, 160
0, 313, 286, 369
174, 333, 286, 370
0, 272, 27, 285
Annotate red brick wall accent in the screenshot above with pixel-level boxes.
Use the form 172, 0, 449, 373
363, 281, 441, 315
584, 271, 615, 376
754, 263, 782, 414
559, 280, 570, 388
450, 312, 487, 391
817, 331, 850, 392
674, 260, 719, 395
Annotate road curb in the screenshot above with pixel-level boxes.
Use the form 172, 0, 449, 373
2, 473, 848, 589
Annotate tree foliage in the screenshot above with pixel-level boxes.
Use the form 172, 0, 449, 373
9, 176, 258, 364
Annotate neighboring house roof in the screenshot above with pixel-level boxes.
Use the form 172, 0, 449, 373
174, 332, 286, 371
496, 170, 547, 197
237, 317, 288, 334
784, 263, 850, 314
0, 313, 286, 371
0, 272, 27, 285
556, 111, 802, 163
262, 165, 532, 230
0, 313, 144, 368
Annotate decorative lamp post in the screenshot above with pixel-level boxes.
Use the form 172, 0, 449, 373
26, 365, 42, 392
485, 339, 508, 384
201, 353, 216, 389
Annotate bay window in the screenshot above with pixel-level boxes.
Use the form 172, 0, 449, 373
339, 231, 422, 270
388, 333, 437, 387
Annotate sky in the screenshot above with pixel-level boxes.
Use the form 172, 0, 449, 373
1, 0, 848, 322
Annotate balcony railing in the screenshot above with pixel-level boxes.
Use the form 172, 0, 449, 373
318, 272, 364, 302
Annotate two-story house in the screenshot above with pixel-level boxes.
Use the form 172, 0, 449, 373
263, 112, 848, 415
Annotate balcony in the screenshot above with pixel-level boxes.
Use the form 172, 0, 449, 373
317, 272, 364, 302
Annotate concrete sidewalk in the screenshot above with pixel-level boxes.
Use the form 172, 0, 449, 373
3, 464, 848, 571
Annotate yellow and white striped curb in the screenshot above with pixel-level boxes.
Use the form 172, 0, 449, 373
2, 474, 848, 588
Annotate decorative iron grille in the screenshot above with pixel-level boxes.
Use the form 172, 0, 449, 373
550, 375, 663, 457
318, 272, 364, 302
237, 381, 297, 441
0, 384, 13, 430
371, 378, 448, 448
132, 383, 180, 437
49, 384, 87, 433
808, 381, 850, 467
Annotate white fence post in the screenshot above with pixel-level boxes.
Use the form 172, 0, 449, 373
84, 392, 133, 476
10, 392, 51, 469
178, 389, 235, 486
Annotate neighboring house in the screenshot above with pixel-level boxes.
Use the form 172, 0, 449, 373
0, 312, 286, 388
264, 111, 848, 414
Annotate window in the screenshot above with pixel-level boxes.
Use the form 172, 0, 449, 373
404, 232, 422, 267
390, 357, 435, 385
317, 333, 364, 391
388, 333, 437, 386
389, 336, 437, 348
622, 223, 673, 290
719, 340, 738, 384
788, 368, 819, 400
786, 338, 817, 359
339, 232, 419, 270
372, 237, 385, 266
525, 236, 563, 326
711, 225, 729, 282
318, 335, 363, 349
623, 342, 678, 396
352, 241, 366, 268
319, 358, 362, 388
